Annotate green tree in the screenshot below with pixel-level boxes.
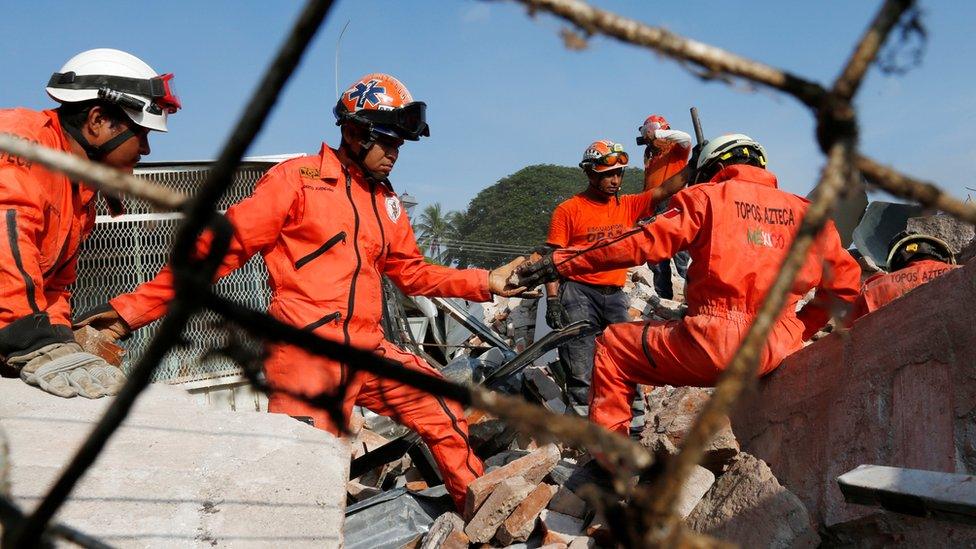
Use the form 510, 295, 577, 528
413, 203, 462, 265
453, 165, 643, 268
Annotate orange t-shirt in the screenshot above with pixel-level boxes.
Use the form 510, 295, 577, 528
546, 190, 655, 287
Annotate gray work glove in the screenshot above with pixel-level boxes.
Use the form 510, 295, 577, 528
8, 342, 126, 399
545, 297, 567, 330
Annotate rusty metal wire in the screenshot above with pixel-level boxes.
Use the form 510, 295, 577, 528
0, 0, 967, 547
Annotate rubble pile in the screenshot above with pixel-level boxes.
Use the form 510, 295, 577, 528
344, 384, 820, 548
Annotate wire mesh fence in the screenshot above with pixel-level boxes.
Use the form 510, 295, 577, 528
72, 162, 278, 383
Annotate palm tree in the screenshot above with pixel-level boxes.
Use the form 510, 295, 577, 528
413, 203, 462, 264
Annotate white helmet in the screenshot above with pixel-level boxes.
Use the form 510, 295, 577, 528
46, 48, 180, 132
696, 133, 767, 181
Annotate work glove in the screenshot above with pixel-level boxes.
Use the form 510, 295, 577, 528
545, 297, 567, 330
73, 303, 131, 341
488, 256, 529, 297
8, 342, 126, 399
513, 252, 559, 288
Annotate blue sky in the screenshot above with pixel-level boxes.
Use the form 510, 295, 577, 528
3, 1, 973, 213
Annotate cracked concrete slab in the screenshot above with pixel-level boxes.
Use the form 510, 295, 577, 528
0, 378, 347, 548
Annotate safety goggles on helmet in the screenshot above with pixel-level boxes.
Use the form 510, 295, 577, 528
580, 142, 629, 171
593, 151, 629, 167
48, 71, 182, 114
340, 101, 429, 141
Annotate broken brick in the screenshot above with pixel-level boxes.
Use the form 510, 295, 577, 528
346, 480, 381, 502
464, 477, 535, 543
464, 443, 560, 519
496, 483, 557, 545
420, 512, 467, 549
73, 325, 125, 366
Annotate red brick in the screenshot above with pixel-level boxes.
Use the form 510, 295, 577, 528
496, 483, 557, 545
73, 325, 125, 366
464, 477, 534, 543
464, 443, 559, 519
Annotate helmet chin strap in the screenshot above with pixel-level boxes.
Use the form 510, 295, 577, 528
340, 131, 390, 184
62, 119, 135, 161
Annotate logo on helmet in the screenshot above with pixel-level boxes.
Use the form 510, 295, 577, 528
385, 195, 402, 222
347, 80, 387, 109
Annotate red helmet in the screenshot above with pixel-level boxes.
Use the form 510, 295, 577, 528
580, 140, 629, 173
334, 73, 429, 141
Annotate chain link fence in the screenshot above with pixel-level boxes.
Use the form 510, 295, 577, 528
71, 160, 295, 383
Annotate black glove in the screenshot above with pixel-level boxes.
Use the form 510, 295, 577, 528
545, 297, 567, 330
514, 252, 559, 288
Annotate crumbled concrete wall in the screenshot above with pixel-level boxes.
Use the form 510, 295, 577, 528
0, 379, 347, 547
733, 260, 976, 536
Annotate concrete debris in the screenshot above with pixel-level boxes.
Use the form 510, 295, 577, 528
641, 386, 740, 472
687, 453, 820, 548
496, 483, 557, 545
540, 509, 586, 546
675, 465, 716, 519
906, 213, 975, 256
0, 424, 8, 498
547, 486, 587, 519
0, 378, 346, 547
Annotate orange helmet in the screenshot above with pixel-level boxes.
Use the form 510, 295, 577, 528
636, 114, 670, 145
580, 140, 629, 173
334, 73, 429, 141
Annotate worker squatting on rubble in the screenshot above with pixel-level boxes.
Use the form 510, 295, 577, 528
517, 134, 862, 434
544, 123, 691, 408
76, 73, 527, 512
639, 115, 692, 300
0, 49, 180, 399
848, 231, 959, 321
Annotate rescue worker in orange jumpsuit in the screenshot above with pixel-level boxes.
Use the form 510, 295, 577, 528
639, 115, 692, 300
517, 134, 862, 434
849, 231, 959, 321
76, 74, 524, 511
0, 49, 180, 399
544, 127, 690, 407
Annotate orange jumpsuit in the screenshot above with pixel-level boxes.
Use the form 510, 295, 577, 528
849, 259, 959, 321
0, 109, 97, 359
110, 143, 487, 509
552, 165, 862, 434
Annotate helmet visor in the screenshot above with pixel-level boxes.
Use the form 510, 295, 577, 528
149, 73, 181, 114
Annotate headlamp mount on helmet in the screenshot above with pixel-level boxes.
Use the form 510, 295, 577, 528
48, 71, 181, 115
